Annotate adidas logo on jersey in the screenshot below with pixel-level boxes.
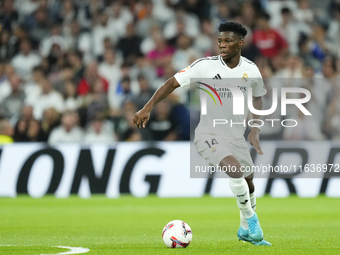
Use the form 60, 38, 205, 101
212, 74, 222, 80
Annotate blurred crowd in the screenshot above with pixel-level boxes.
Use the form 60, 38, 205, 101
0, 0, 340, 144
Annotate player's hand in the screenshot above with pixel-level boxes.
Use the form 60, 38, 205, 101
247, 128, 263, 155
133, 108, 151, 128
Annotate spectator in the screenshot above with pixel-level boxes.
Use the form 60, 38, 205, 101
140, 24, 160, 55
0, 62, 12, 103
92, 11, 116, 59
136, 0, 156, 38
309, 24, 336, 63
83, 115, 116, 144
48, 110, 83, 144
194, 19, 216, 56
1, 75, 25, 119
99, 37, 124, 63
64, 19, 92, 63
32, 78, 64, 120
81, 78, 109, 123
40, 24, 67, 58
163, 6, 199, 40
152, 0, 175, 25
0, 0, 19, 31
41, 107, 60, 138
172, 35, 197, 72
98, 49, 122, 99
12, 25, 29, 55
112, 76, 135, 111
67, 51, 85, 85
77, 61, 109, 96
26, 118, 47, 142
0, 0, 339, 144
167, 19, 190, 47
181, 0, 211, 21
24, 66, 44, 105
117, 23, 142, 61
63, 81, 81, 111
13, 118, 28, 142
0, 30, 16, 61
241, 28, 262, 62
0, 118, 14, 144
120, 127, 142, 141
16, 0, 39, 22
11, 39, 41, 81
21, 104, 34, 121
295, 0, 314, 25
298, 34, 321, 70
49, 64, 74, 94
129, 52, 156, 86
146, 100, 179, 141
116, 101, 142, 140
252, 12, 288, 59
58, 0, 77, 35
147, 33, 174, 77
134, 75, 155, 110
108, 1, 133, 38
275, 7, 301, 55
25, 8, 50, 45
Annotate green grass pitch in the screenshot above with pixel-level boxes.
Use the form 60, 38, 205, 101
0, 195, 339, 255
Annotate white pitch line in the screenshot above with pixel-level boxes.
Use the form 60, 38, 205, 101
50, 246, 90, 255
41, 246, 90, 255
0, 245, 89, 255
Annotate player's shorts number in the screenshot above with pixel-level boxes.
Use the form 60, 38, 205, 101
204, 139, 218, 148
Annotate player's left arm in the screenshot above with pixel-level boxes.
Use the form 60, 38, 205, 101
247, 96, 263, 155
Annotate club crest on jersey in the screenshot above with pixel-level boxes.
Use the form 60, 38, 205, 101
211, 147, 216, 154
242, 73, 248, 82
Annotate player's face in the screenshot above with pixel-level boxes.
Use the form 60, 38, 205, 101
218, 32, 243, 61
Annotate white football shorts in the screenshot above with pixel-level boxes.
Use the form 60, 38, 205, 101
194, 134, 254, 177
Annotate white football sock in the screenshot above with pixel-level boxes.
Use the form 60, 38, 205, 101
250, 191, 256, 211
229, 178, 254, 219
239, 190, 256, 229
238, 204, 249, 229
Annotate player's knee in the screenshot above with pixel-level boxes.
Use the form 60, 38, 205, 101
227, 170, 244, 178
219, 155, 243, 178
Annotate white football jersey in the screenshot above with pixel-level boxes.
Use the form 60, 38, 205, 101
174, 55, 267, 139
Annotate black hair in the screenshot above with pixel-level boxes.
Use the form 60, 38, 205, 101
121, 76, 131, 83
281, 7, 291, 15
257, 12, 271, 21
218, 21, 247, 38
324, 55, 337, 72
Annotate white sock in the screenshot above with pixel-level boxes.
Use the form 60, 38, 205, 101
238, 204, 248, 229
239, 191, 256, 229
229, 178, 254, 219
250, 191, 256, 211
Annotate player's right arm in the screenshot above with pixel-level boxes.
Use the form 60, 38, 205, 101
133, 77, 180, 128
134, 59, 203, 128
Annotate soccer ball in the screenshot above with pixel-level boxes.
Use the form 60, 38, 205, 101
162, 220, 192, 248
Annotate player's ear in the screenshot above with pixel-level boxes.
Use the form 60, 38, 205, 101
238, 39, 244, 48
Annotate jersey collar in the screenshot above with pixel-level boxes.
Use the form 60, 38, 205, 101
219, 55, 242, 69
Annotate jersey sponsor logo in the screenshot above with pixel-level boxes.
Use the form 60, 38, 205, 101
196, 82, 223, 106
242, 73, 248, 82
214, 85, 247, 99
